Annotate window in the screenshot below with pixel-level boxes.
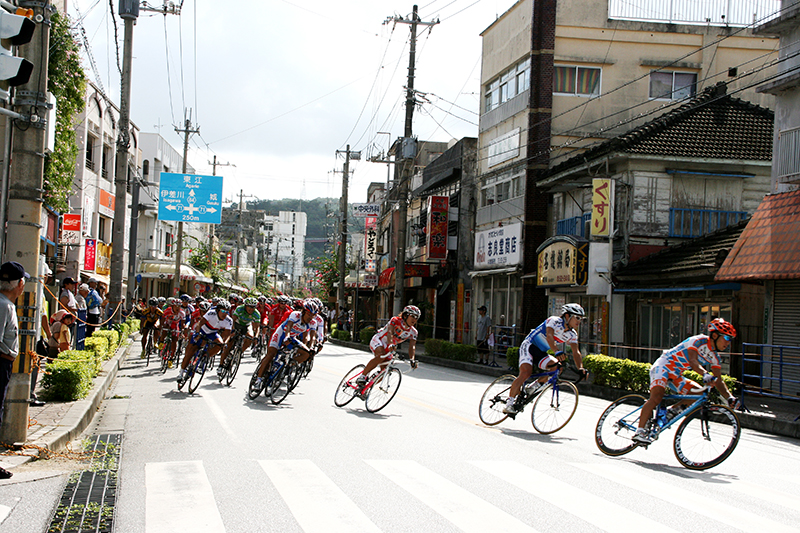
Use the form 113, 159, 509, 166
98, 217, 106, 242
554, 65, 601, 96
777, 127, 800, 180
102, 145, 112, 180
484, 79, 499, 112
265, 223, 273, 232
86, 135, 97, 171
484, 58, 530, 112
496, 181, 510, 203
481, 186, 495, 206
649, 71, 697, 100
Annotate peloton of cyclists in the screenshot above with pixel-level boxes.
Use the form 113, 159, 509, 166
157, 298, 186, 354
177, 300, 233, 385
218, 297, 261, 376
355, 305, 420, 387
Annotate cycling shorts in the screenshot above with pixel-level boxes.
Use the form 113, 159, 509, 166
369, 333, 396, 356
190, 330, 222, 347
141, 321, 158, 333
649, 361, 697, 393
518, 338, 557, 370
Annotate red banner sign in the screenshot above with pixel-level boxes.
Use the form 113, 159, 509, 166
84, 239, 96, 271
427, 196, 449, 260
61, 214, 82, 245
226, 252, 233, 269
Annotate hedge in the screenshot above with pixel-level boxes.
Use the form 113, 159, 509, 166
39, 350, 97, 401
506, 347, 519, 370
359, 326, 376, 344
92, 329, 121, 352
84, 336, 110, 361
583, 353, 736, 398
424, 338, 477, 362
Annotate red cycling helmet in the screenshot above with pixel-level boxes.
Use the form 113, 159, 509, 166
708, 318, 736, 338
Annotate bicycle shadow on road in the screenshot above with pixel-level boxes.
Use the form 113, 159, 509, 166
498, 427, 578, 444
160, 389, 202, 401
334, 407, 400, 420
622, 457, 740, 483
241, 398, 295, 411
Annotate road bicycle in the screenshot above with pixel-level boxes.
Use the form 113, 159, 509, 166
177, 339, 219, 394
143, 327, 157, 366
594, 384, 741, 470
217, 331, 251, 386
251, 328, 269, 362
158, 327, 182, 374
478, 363, 583, 434
247, 338, 305, 404
334, 353, 416, 413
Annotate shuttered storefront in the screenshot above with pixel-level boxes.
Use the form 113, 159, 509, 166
771, 280, 800, 397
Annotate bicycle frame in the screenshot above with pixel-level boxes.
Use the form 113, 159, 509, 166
619, 389, 711, 437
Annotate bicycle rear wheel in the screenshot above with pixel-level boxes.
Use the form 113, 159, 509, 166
531, 381, 579, 434
673, 404, 740, 470
145, 336, 153, 366
365, 368, 402, 413
187, 355, 207, 394
225, 349, 242, 387
159, 344, 171, 374
287, 360, 302, 392
270, 366, 291, 405
478, 375, 515, 426
247, 372, 263, 400
595, 394, 646, 456
334, 364, 364, 407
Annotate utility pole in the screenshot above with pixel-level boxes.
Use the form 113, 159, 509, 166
0, 1, 53, 444
384, 5, 438, 314
109, 1, 139, 322
335, 146, 360, 315
234, 189, 256, 286
208, 156, 233, 271
172, 113, 199, 296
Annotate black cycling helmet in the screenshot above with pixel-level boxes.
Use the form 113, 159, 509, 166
148, 297, 158, 306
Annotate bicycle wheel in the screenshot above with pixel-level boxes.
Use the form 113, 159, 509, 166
531, 381, 579, 434
303, 356, 314, 378
673, 404, 740, 470
478, 375, 515, 426
225, 349, 242, 387
334, 364, 365, 407
287, 361, 302, 392
145, 336, 153, 366
270, 366, 291, 405
247, 371, 263, 400
595, 394, 647, 456
187, 355, 207, 394
365, 368, 402, 413
159, 343, 171, 374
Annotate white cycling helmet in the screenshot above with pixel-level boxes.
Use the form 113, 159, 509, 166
561, 303, 585, 318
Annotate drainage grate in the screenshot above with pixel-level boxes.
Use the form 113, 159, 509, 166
47, 434, 122, 533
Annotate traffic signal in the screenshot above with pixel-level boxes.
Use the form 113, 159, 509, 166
0, 9, 35, 101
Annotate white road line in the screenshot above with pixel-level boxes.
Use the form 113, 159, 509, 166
366, 459, 539, 533
0, 503, 12, 524
471, 461, 677, 533
145, 461, 225, 533
202, 393, 242, 444
574, 462, 798, 533
682, 471, 799, 511
258, 460, 381, 533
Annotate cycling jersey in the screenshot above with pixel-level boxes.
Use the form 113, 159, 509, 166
256, 303, 270, 324
650, 334, 721, 392
199, 309, 233, 336
190, 308, 204, 328
519, 316, 578, 369
140, 307, 163, 326
180, 304, 194, 325
267, 305, 287, 328
310, 314, 325, 338
232, 306, 261, 330
161, 307, 186, 329
269, 310, 312, 349
370, 315, 417, 352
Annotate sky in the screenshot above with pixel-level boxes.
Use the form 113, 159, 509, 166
68, 0, 519, 204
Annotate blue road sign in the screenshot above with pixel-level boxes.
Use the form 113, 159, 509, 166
158, 173, 223, 224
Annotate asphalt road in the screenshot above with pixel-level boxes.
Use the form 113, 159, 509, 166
3, 342, 800, 532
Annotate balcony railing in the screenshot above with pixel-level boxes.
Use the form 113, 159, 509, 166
669, 208, 748, 238
556, 213, 591, 238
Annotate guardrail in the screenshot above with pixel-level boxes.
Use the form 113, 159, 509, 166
741, 342, 800, 420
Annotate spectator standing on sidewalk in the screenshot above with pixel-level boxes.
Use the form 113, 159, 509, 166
0, 261, 30, 479
85, 278, 102, 335
476, 305, 492, 365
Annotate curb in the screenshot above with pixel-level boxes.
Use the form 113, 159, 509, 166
32, 337, 134, 453
329, 338, 800, 439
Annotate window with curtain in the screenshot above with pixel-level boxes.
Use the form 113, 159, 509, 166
554, 65, 601, 96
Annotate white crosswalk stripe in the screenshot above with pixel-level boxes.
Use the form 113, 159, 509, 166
258, 460, 381, 533
145, 461, 225, 533
366, 459, 539, 533
471, 460, 678, 533
573, 462, 798, 533
682, 471, 799, 511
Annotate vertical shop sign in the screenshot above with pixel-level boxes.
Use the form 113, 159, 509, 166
427, 196, 449, 260
84, 239, 96, 271
591, 178, 612, 237
364, 216, 377, 272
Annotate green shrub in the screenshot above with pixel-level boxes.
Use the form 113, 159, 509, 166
423, 338, 476, 362
424, 338, 444, 358
40, 352, 95, 401
506, 347, 519, 371
359, 326, 376, 344
93, 329, 120, 352
333, 329, 351, 341
84, 336, 110, 361
57, 349, 101, 377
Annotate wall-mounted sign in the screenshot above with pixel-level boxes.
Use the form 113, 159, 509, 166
487, 128, 520, 168
351, 203, 381, 218
427, 196, 449, 260
84, 239, 96, 271
158, 172, 223, 224
536, 237, 588, 287
96, 242, 112, 276
591, 178, 613, 237
61, 214, 81, 245
98, 189, 115, 218
473, 223, 521, 270
364, 216, 377, 271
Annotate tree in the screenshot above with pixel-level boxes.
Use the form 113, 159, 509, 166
308, 251, 339, 302
44, 13, 87, 213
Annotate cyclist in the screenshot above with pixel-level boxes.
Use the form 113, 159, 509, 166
157, 296, 167, 310
265, 295, 291, 340
356, 305, 420, 386
228, 293, 241, 313
158, 298, 186, 355
255, 295, 270, 338
252, 299, 318, 391
504, 303, 587, 414
177, 300, 233, 384
139, 297, 163, 354
633, 317, 739, 444
218, 297, 261, 376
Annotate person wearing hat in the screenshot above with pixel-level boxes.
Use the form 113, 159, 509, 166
47, 309, 76, 359
476, 305, 493, 365
59, 277, 78, 314
85, 278, 102, 336
0, 261, 30, 479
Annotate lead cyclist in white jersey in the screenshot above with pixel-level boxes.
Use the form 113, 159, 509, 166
504, 303, 588, 414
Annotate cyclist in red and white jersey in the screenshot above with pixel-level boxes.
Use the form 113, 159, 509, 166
158, 298, 186, 353
265, 295, 291, 339
356, 305, 420, 386
633, 318, 738, 444
177, 300, 233, 383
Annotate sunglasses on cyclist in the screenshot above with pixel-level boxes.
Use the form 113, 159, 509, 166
722, 334, 733, 341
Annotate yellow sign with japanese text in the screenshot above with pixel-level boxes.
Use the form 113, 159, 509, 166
591, 178, 612, 237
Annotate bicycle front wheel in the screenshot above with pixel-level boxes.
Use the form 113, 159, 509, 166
270, 367, 291, 405
365, 368, 402, 413
531, 381, 579, 434
595, 394, 646, 456
247, 372, 262, 400
187, 356, 207, 394
478, 375, 515, 426
334, 364, 364, 407
226, 349, 242, 387
287, 361, 302, 392
159, 344, 171, 374
673, 404, 740, 470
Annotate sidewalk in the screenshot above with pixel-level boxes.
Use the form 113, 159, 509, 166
331, 338, 800, 439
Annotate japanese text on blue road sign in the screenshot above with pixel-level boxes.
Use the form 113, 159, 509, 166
158, 173, 223, 224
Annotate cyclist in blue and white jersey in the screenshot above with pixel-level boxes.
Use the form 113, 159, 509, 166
251, 299, 318, 390
177, 300, 233, 384
504, 303, 587, 414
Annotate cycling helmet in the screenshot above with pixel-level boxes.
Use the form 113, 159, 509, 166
168, 297, 179, 306
708, 318, 736, 338
303, 300, 319, 315
267, 297, 275, 305
148, 297, 158, 306
402, 305, 421, 319
216, 300, 231, 312
258, 295, 267, 302
278, 295, 291, 305
198, 301, 211, 311
229, 294, 241, 302
561, 303, 585, 318
180, 294, 191, 302
157, 297, 166, 305
195, 296, 204, 304
244, 297, 258, 307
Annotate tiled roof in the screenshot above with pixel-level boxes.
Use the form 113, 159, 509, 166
615, 219, 749, 285
548, 82, 774, 177
716, 190, 800, 281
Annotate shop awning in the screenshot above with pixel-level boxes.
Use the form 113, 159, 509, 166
138, 260, 212, 283
378, 267, 395, 289
80, 271, 110, 286
468, 267, 518, 278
